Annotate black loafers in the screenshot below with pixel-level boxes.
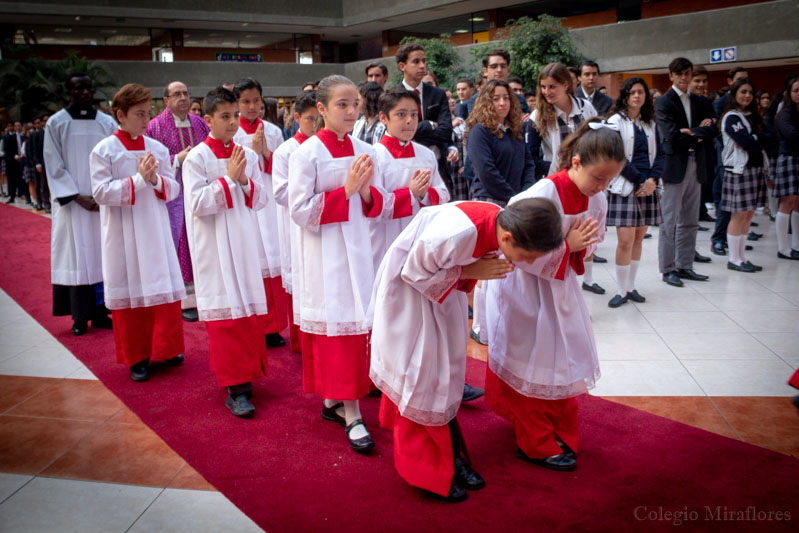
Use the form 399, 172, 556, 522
321, 402, 345, 426
226, 394, 255, 418
71, 320, 88, 336
777, 250, 799, 261
662, 272, 684, 287
676, 269, 709, 281
626, 290, 646, 303
582, 282, 606, 295
728, 261, 757, 273
345, 419, 375, 453
462, 383, 485, 402
130, 360, 150, 382
608, 294, 627, 308
517, 448, 577, 471
592, 255, 607, 263
164, 354, 184, 366
454, 457, 485, 490
265, 333, 286, 347
181, 308, 199, 322
743, 261, 763, 272
711, 242, 727, 256
433, 480, 468, 502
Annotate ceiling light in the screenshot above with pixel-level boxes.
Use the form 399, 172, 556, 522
242, 23, 249, 26
468, 17, 485, 22
75, 16, 80, 21
454, 29, 469, 34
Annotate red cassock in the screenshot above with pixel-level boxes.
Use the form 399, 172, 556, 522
113, 302, 184, 366
789, 368, 799, 390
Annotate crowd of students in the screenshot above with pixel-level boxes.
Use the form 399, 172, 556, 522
11, 42, 799, 503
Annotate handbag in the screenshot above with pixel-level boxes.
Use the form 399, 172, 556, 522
608, 175, 634, 197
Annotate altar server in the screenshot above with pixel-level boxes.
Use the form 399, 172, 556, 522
90, 84, 185, 382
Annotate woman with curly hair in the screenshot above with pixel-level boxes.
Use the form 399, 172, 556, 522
465, 79, 535, 207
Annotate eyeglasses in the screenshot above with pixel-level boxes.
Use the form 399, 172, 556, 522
168, 91, 190, 98
487, 63, 508, 70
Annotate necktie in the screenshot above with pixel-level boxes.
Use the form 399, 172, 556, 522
414, 89, 423, 121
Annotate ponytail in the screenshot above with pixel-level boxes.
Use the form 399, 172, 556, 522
556, 118, 625, 171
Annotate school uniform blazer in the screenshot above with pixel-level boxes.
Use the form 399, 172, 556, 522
654, 88, 717, 184
394, 82, 453, 155
575, 86, 613, 116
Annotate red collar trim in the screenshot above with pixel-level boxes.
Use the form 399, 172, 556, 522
455, 202, 501, 258
203, 136, 235, 159
114, 130, 145, 151
317, 128, 354, 158
239, 116, 262, 135
548, 169, 588, 215
379, 135, 415, 159
293, 130, 309, 144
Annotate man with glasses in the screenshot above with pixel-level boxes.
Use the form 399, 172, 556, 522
462, 49, 530, 118
146, 81, 210, 322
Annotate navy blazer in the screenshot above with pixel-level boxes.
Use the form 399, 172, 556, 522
575, 86, 613, 116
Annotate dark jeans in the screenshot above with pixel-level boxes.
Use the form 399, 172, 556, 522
711, 171, 730, 245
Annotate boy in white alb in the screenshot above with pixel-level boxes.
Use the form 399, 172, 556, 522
270, 90, 319, 353
232, 78, 290, 348
90, 83, 185, 382
183, 87, 269, 418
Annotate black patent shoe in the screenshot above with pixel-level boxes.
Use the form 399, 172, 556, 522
71, 320, 88, 336
675, 269, 709, 281
181, 308, 199, 322
727, 261, 756, 273
517, 448, 577, 471
777, 250, 799, 261
321, 402, 345, 426
454, 457, 485, 490
592, 255, 607, 263
226, 394, 255, 418
643, 233, 652, 239
694, 251, 712, 263
662, 271, 684, 287
345, 419, 375, 453
130, 360, 150, 382
743, 261, 762, 272
711, 242, 727, 256
608, 294, 627, 308
560, 443, 578, 460
265, 333, 286, 347
432, 480, 468, 502
462, 383, 485, 402
626, 290, 646, 303
582, 282, 606, 295
164, 354, 184, 366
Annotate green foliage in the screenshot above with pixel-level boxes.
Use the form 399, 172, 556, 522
0, 49, 115, 121
391, 35, 464, 90
499, 14, 585, 89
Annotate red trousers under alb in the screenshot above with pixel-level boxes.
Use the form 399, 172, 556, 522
300, 332, 371, 400
286, 296, 301, 353
205, 314, 267, 387
263, 276, 289, 335
112, 301, 183, 367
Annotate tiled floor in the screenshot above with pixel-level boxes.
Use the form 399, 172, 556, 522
1, 198, 797, 531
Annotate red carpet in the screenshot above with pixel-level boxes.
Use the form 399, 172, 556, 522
2, 202, 798, 533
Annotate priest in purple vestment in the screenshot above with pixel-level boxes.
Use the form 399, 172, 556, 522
146, 81, 210, 322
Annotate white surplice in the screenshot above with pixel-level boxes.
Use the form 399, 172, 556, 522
287, 130, 384, 336
370, 137, 450, 272
90, 131, 185, 309
485, 174, 605, 400
44, 109, 117, 286
370, 202, 501, 426
182, 137, 268, 321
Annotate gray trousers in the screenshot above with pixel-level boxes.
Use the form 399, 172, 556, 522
659, 155, 701, 273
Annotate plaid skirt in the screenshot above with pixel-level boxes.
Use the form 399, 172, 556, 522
606, 190, 662, 227
773, 155, 799, 198
470, 196, 507, 208
721, 167, 766, 213
448, 163, 470, 201
22, 164, 36, 184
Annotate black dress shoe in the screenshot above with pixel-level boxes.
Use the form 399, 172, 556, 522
711, 242, 727, 256
454, 457, 485, 490
164, 354, 184, 366
265, 333, 286, 347
676, 269, 709, 281
517, 448, 576, 471
662, 272, 684, 287
643, 233, 652, 239
727, 261, 756, 273
750, 221, 759, 227
747, 232, 762, 241
700, 214, 716, 222
181, 308, 199, 322
582, 282, 606, 295
626, 290, 646, 303
560, 443, 578, 460
433, 480, 467, 502
777, 250, 799, 261
130, 360, 150, 382
226, 393, 255, 418
71, 320, 88, 336
462, 383, 485, 402
321, 402, 345, 426
608, 294, 627, 308
592, 255, 608, 263
694, 251, 711, 263
745, 245, 753, 251
469, 328, 487, 346
743, 261, 763, 272
345, 419, 375, 453
698, 225, 709, 231
91, 314, 113, 329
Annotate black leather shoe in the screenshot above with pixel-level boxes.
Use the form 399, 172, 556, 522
469, 328, 486, 346
676, 269, 709, 281
626, 290, 646, 303
462, 383, 485, 402
698, 225, 709, 231
728, 261, 756, 273
181, 308, 199, 322
265, 333, 286, 347
711, 242, 727, 256
321, 402, 345, 426
750, 221, 759, 227
747, 232, 762, 241
608, 294, 627, 308
700, 214, 716, 222
777, 250, 799, 261
164, 354, 184, 366
226, 393, 255, 418
582, 282, 605, 295
643, 233, 652, 239
743, 261, 763, 272
560, 443, 578, 460
592, 255, 607, 263
433, 480, 467, 502
71, 320, 88, 336
91, 314, 113, 329
517, 448, 576, 471
130, 360, 150, 382
454, 457, 485, 490
662, 272, 684, 287
345, 419, 375, 453
694, 251, 711, 263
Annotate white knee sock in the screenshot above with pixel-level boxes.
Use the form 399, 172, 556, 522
615, 264, 630, 296
738, 232, 748, 263
628, 260, 640, 293
769, 196, 779, 214
343, 400, 368, 439
471, 284, 481, 334
583, 260, 595, 285
727, 234, 742, 265
792, 212, 799, 251
776, 212, 791, 255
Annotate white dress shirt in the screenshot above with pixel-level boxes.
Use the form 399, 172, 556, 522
671, 85, 692, 126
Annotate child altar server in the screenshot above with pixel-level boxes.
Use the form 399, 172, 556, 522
370, 199, 563, 501
90, 83, 185, 382
370, 87, 450, 270
271, 90, 318, 353
232, 78, 290, 347
183, 87, 269, 418
288, 75, 385, 453
485, 119, 625, 471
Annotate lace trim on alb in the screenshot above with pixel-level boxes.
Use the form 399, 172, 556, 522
212, 179, 228, 209
299, 318, 371, 336
424, 265, 462, 302
488, 359, 600, 400
105, 290, 186, 310
199, 303, 269, 322
370, 372, 460, 427
308, 193, 325, 227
